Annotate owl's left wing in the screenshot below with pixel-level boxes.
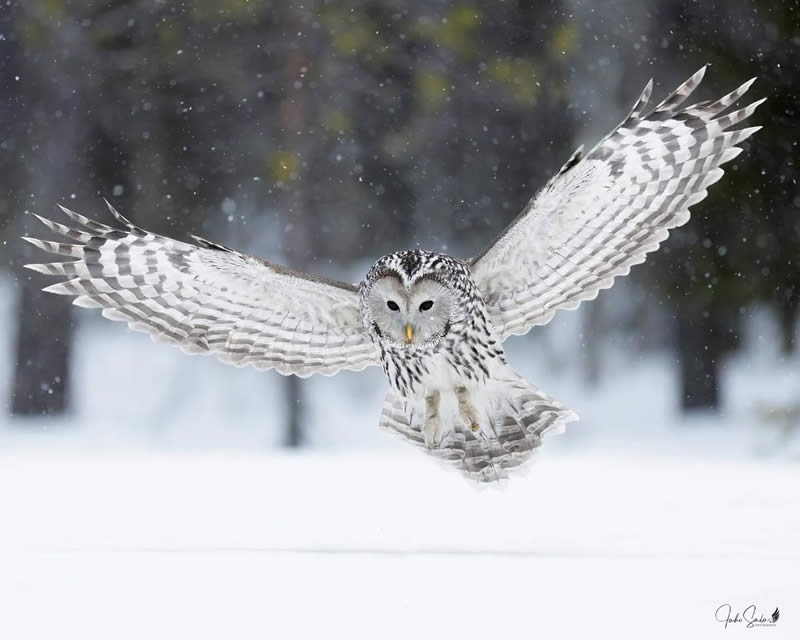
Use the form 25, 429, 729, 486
470, 67, 763, 340
23, 202, 380, 377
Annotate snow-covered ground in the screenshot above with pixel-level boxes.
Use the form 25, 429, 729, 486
0, 453, 797, 639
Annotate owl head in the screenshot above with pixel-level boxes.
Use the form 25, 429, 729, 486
362, 252, 460, 347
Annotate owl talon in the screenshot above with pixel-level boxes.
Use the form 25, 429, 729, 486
456, 386, 482, 434
424, 416, 443, 448
424, 390, 443, 448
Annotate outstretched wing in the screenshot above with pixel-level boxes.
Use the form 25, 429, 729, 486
470, 67, 764, 340
23, 202, 379, 377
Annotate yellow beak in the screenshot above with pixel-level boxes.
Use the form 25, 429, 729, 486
405, 323, 414, 343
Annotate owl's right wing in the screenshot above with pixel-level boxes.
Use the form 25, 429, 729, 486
470, 67, 763, 340
23, 202, 380, 377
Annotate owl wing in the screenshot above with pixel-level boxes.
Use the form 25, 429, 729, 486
469, 67, 763, 340
23, 202, 379, 377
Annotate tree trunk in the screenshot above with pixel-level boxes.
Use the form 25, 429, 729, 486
9, 8, 96, 418
279, 10, 315, 448
12, 109, 80, 418
11, 284, 73, 416
285, 376, 303, 448
780, 299, 797, 356
676, 312, 721, 411
0, 7, 71, 416
582, 297, 604, 387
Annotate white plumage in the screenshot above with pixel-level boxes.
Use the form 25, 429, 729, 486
24, 204, 378, 377
24, 68, 762, 483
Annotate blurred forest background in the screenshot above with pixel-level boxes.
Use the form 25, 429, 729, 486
0, 0, 797, 448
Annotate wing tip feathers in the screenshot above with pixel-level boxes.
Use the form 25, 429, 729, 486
41, 282, 72, 295
24, 262, 57, 275
21, 236, 45, 250
103, 198, 136, 228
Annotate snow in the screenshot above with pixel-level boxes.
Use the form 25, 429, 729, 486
0, 453, 797, 639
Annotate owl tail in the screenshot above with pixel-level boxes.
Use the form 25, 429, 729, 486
379, 374, 577, 483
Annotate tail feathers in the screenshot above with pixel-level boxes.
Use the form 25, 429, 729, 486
379, 376, 577, 484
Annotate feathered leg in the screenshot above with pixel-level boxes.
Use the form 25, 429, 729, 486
423, 389, 443, 448
456, 386, 481, 432
377, 375, 576, 483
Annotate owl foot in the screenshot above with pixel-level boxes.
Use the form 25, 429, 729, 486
424, 389, 443, 448
423, 415, 443, 448
456, 386, 481, 434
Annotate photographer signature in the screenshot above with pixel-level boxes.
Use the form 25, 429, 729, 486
715, 604, 780, 629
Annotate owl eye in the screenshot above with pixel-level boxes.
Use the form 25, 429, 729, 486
419, 300, 434, 311
387, 300, 400, 311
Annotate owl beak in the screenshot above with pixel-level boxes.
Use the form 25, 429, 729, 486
405, 323, 414, 343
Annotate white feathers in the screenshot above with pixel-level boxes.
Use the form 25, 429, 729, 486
379, 375, 576, 483
470, 68, 763, 340
24, 207, 380, 377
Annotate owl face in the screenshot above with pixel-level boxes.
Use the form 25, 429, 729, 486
366, 274, 455, 346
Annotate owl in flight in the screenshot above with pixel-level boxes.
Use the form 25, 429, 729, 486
24, 67, 761, 482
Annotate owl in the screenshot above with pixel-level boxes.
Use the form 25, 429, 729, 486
24, 67, 762, 482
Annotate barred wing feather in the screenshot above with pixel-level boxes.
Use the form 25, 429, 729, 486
470, 66, 763, 340
23, 202, 379, 377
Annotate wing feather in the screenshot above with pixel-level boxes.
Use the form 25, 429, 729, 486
24, 205, 379, 376
470, 68, 763, 339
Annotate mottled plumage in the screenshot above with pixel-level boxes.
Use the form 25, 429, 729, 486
23, 68, 762, 483
361, 251, 494, 396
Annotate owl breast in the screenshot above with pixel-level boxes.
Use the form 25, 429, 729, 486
377, 309, 506, 397
361, 249, 507, 398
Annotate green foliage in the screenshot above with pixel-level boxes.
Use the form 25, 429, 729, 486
6, 0, 574, 261
321, 8, 379, 57
321, 109, 352, 134
487, 57, 540, 106
416, 71, 449, 110
38, 0, 65, 19
416, 7, 482, 60
190, 0, 269, 23
550, 23, 578, 58
268, 151, 299, 186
